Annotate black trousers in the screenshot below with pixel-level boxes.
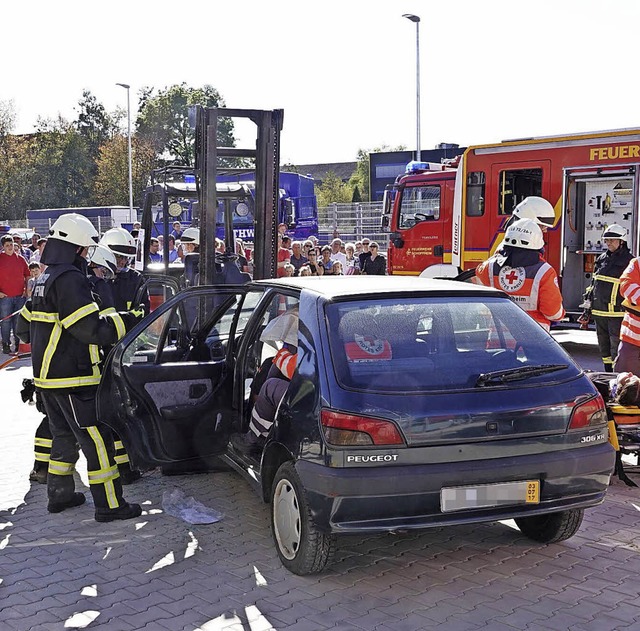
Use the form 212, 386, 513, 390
594, 316, 623, 372
33, 416, 52, 472
41, 391, 126, 510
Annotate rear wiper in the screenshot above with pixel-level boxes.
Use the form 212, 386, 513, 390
475, 364, 568, 387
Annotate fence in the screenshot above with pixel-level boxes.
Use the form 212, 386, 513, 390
317, 202, 388, 245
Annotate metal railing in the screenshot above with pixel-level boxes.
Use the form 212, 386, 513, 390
317, 202, 387, 245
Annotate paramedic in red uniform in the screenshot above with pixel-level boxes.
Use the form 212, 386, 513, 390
614, 254, 640, 374
475, 218, 565, 331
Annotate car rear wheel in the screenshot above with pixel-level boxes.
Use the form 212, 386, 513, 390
270, 461, 336, 575
515, 508, 584, 543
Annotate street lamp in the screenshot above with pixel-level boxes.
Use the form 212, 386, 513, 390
402, 14, 421, 161
116, 82, 134, 214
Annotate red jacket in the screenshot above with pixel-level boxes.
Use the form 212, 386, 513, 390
618, 257, 640, 347
476, 257, 565, 331
0, 251, 29, 297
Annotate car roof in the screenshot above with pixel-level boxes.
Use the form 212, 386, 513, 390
252, 275, 504, 300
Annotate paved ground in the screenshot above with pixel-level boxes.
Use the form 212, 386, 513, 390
1, 337, 639, 631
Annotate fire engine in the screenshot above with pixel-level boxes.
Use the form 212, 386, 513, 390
383, 128, 640, 316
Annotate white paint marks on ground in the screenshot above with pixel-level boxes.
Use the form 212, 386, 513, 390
80, 585, 97, 597
64, 610, 100, 628
185, 531, 199, 559
0, 521, 12, 530
145, 551, 175, 574
0, 534, 10, 549
253, 566, 268, 586
102, 547, 112, 560
135, 521, 148, 531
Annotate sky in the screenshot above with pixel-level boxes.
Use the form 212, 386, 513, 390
3, 0, 640, 165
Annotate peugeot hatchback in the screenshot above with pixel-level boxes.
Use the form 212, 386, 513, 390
98, 276, 615, 574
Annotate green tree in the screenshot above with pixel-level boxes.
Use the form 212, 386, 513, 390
74, 90, 116, 160
349, 145, 406, 201
136, 83, 236, 166
316, 171, 352, 206
94, 135, 157, 207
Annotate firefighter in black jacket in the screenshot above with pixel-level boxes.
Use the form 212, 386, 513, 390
16, 213, 144, 521
581, 224, 634, 371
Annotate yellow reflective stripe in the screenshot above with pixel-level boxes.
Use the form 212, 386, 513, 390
608, 420, 620, 451
30, 311, 59, 323
87, 426, 119, 509
20, 304, 32, 322
114, 441, 124, 450
89, 343, 101, 366
40, 322, 62, 381
87, 465, 119, 483
100, 307, 117, 315
48, 460, 75, 475
105, 312, 126, 340
34, 374, 101, 389
61, 302, 99, 329
592, 310, 624, 318
34, 453, 51, 462
34, 437, 53, 447
114, 454, 130, 465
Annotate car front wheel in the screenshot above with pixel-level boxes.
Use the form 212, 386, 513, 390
270, 461, 336, 575
515, 508, 584, 543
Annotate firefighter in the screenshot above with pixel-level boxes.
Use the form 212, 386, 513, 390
20, 377, 51, 484
16, 213, 144, 520
88, 244, 141, 484
580, 224, 633, 371
99, 227, 148, 312
476, 218, 565, 331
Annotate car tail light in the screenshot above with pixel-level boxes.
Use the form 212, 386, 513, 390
321, 409, 405, 446
568, 394, 608, 429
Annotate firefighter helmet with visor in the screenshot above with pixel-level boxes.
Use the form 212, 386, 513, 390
88, 244, 118, 280
100, 227, 137, 256
512, 196, 555, 227
503, 218, 545, 251
48, 213, 99, 249
602, 224, 627, 241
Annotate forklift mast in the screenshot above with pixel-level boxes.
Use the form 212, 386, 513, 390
140, 106, 283, 285
195, 106, 283, 284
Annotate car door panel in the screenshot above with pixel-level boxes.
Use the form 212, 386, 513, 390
98, 285, 248, 468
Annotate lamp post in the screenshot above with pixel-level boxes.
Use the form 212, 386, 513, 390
402, 14, 421, 161
116, 82, 133, 214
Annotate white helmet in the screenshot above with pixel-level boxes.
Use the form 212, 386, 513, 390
602, 223, 627, 241
181, 227, 200, 246
49, 213, 99, 248
512, 196, 555, 227
88, 243, 118, 278
100, 227, 137, 256
503, 218, 545, 250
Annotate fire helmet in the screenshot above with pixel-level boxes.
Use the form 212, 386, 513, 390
503, 218, 545, 251
88, 244, 118, 279
512, 197, 555, 227
181, 227, 200, 246
48, 213, 99, 248
602, 224, 627, 241
100, 227, 137, 256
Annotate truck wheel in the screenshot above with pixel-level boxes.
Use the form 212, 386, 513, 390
270, 461, 336, 575
515, 509, 584, 543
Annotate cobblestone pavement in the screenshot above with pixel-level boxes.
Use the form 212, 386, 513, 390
1, 353, 640, 631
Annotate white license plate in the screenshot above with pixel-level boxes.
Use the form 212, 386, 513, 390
440, 480, 540, 513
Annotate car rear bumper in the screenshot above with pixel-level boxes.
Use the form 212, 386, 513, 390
296, 443, 615, 534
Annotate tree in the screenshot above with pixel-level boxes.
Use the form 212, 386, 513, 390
349, 145, 406, 201
74, 90, 116, 160
94, 135, 156, 207
316, 171, 352, 207
136, 83, 236, 166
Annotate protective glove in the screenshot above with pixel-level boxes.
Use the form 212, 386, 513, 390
119, 305, 146, 331
577, 309, 591, 330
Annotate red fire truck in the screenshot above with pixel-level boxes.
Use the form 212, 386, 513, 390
384, 128, 640, 316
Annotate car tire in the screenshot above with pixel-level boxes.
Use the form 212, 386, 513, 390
515, 508, 584, 543
270, 461, 336, 575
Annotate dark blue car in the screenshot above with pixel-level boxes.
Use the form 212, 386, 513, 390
97, 276, 615, 575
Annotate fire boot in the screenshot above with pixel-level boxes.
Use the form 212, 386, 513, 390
95, 502, 142, 523
48, 492, 86, 514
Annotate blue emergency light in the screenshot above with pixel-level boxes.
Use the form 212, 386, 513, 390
405, 161, 429, 173
184, 174, 196, 184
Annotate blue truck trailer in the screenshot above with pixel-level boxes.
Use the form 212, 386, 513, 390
27, 206, 138, 236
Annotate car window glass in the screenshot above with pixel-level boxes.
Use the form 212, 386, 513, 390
327, 297, 577, 392
122, 308, 177, 365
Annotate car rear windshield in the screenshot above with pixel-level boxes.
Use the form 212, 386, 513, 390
326, 296, 578, 392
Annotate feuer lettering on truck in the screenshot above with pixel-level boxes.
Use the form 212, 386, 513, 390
590, 145, 640, 161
